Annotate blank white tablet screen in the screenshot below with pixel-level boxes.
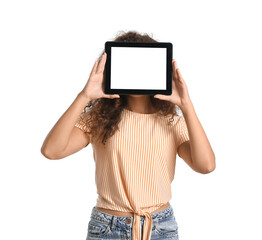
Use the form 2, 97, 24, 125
111, 47, 166, 90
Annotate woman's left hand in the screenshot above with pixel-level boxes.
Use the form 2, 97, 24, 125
153, 60, 191, 108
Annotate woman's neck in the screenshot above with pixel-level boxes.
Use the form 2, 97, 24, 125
125, 95, 157, 114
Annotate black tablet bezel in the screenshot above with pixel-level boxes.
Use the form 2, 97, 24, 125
104, 41, 173, 95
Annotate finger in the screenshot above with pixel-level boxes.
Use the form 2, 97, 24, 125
103, 94, 120, 99
174, 61, 179, 80
154, 94, 168, 101
113, 94, 121, 98
173, 61, 178, 81
90, 61, 98, 76
176, 68, 184, 82
97, 52, 107, 74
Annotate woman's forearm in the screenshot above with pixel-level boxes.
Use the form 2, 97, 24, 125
180, 100, 216, 173
41, 91, 91, 159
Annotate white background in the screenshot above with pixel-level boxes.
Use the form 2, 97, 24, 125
0, 0, 261, 240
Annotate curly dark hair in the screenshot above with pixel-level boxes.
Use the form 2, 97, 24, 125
79, 30, 181, 146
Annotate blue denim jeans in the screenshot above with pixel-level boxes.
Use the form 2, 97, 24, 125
86, 204, 179, 240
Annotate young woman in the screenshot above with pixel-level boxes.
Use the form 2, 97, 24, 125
41, 31, 216, 240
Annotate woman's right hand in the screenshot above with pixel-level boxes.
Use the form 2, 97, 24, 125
80, 52, 120, 101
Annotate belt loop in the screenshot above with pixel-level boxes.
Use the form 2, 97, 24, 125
111, 216, 117, 230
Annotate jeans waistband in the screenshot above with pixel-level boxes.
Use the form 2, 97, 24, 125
90, 204, 175, 227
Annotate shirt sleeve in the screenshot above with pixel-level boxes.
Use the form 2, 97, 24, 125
74, 112, 91, 134
174, 116, 190, 151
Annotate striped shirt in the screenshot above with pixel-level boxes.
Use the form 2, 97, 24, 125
74, 107, 190, 240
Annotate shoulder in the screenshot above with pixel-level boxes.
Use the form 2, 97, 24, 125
162, 114, 183, 126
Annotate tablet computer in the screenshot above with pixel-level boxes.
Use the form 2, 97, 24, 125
104, 41, 173, 95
